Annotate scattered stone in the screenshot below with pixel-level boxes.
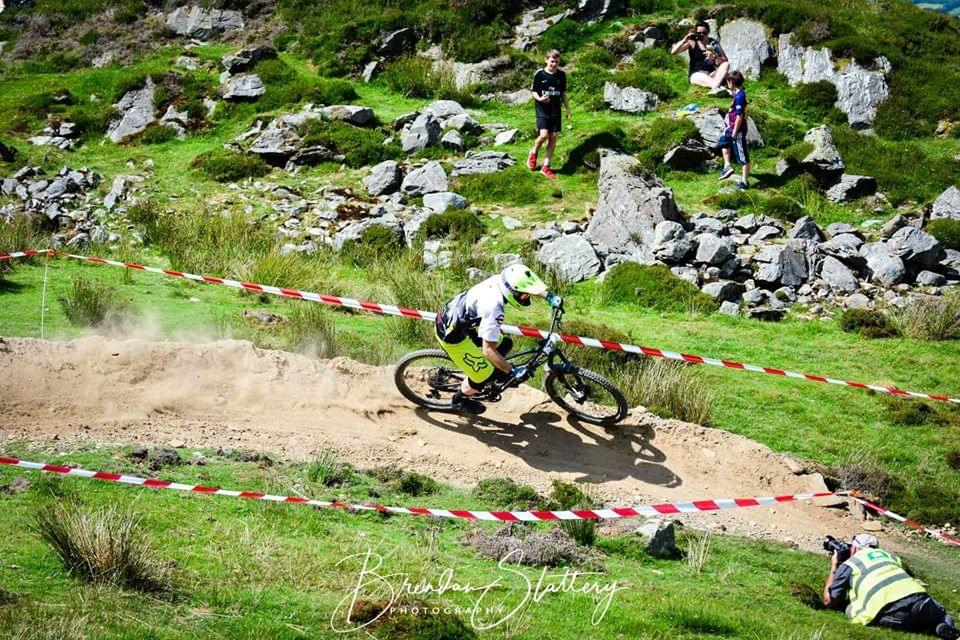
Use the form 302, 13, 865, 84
363, 160, 401, 197
400, 161, 448, 196
450, 151, 516, 176
537, 234, 602, 283
319, 105, 375, 126
221, 44, 276, 74
424, 100, 467, 120
223, 74, 265, 100
166, 6, 244, 39
494, 129, 520, 146
107, 76, 156, 143
423, 191, 468, 213
634, 519, 680, 559
931, 186, 960, 221
825, 174, 877, 203
603, 82, 659, 112
401, 113, 441, 153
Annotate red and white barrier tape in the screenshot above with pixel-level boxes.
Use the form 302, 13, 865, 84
0, 249, 51, 261
0, 456, 830, 521
849, 495, 960, 547
3, 249, 959, 405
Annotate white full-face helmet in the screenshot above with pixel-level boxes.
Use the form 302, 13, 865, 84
499, 263, 548, 307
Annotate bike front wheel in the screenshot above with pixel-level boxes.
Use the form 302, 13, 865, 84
544, 366, 628, 426
394, 349, 462, 411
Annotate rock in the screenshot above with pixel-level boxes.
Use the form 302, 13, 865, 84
424, 100, 467, 120
733, 214, 759, 233
378, 27, 416, 57
248, 120, 302, 166
435, 56, 511, 91
825, 174, 877, 203
603, 82, 659, 113
702, 280, 745, 303
887, 227, 945, 269
777, 33, 834, 86
747, 307, 786, 322
423, 240, 452, 269
175, 55, 198, 71
634, 519, 680, 559
502, 216, 522, 231
287, 145, 343, 167
166, 6, 243, 39
931, 186, 960, 221
364, 160, 402, 197
690, 107, 763, 147
221, 44, 276, 75
243, 309, 286, 324
440, 113, 483, 135
861, 244, 906, 287
788, 216, 824, 242
537, 235, 601, 283
334, 217, 402, 251
450, 151, 516, 176
513, 7, 572, 50
533, 228, 561, 243
662, 139, 713, 170
423, 191, 468, 213
748, 225, 782, 244
223, 74, 265, 100
694, 233, 734, 266
834, 61, 889, 129
820, 256, 858, 293
652, 221, 692, 263
826, 222, 859, 238
402, 113, 441, 153
585, 151, 682, 261
491, 90, 533, 105
362, 60, 380, 83
717, 19, 771, 80
880, 214, 908, 239
719, 300, 740, 316
400, 161, 448, 196
845, 293, 871, 309
800, 125, 844, 181
781, 454, 807, 475
692, 216, 726, 235
107, 77, 156, 143
494, 129, 520, 146
755, 241, 809, 287
916, 270, 946, 286
817, 233, 864, 263
103, 176, 131, 211
319, 105, 375, 126
440, 129, 463, 150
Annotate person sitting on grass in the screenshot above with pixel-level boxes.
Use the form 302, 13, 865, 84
670, 20, 730, 96
527, 49, 571, 181
716, 70, 751, 191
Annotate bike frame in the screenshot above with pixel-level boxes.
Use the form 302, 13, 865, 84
483, 306, 575, 396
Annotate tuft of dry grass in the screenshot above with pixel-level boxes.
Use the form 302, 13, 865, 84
686, 530, 711, 574
614, 358, 714, 425
894, 294, 960, 341
32, 501, 173, 593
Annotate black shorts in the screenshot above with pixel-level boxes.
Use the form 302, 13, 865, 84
536, 114, 562, 133
716, 130, 749, 165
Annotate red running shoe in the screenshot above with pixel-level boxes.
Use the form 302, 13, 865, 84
526, 153, 538, 170
541, 165, 557, 179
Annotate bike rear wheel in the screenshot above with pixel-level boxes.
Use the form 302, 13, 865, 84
544, 367, 628, 426
394, 349, 463, 410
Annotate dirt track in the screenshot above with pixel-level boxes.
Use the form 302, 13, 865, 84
0, 336, 854, 550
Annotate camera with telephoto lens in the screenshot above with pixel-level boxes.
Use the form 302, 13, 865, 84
823, 535, 851, 563
689, 32, 704, 41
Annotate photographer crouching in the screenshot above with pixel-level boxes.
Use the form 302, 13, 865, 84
823, 533, 959, 638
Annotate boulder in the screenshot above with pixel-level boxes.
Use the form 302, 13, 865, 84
719, 300, 740, 316
494, 129, 520, 146
603, 82, 659, 113
423, 191, 468, 213
690, 107, 763, 147
400, 161, 448, 196
223, 74, 265, 100
748, 225, 782, 244
378, 28, 416, 57
424, 100, 467, 120
362, 60, 380, 83
916, 270, 946, 287
733, 214, 759, 233
694, 233, 734, 266
107, 77, 156, 143
800, 125, 844, 181
440, 113, 483, 135
701, 280, 745, 303
817, 233, 864, 263
777, 34, 834, 86
538, 234, 602, 283
450, 151, 516, 176
755, 241, 809, 287
692, 215, 726, 235
363, 160, 402, 196
820, 256, 858, 293
166, 6, 243, 39
662, 139, 713, 170
401, 113, 441, 153
651, 221, 692, 263
633, 519, 680, 559
880, 214, 908, 239
287, 146, 343, 167
826, 222, 860, 238
441, 130, 463, 150
249, 121, 301, 166
787, 216, 824, 242
834, 61, 889, 129
861, 243, 906, 287
584, 151, 682, 261
886, 227, 945, 269
717, 19, 771, 80
931, 186, 960, 221
573, 0, 625, 23
513, 7, 572, 50
825, 174, 877, 203
221, 44, 276, 74
319, 105, 375, 127
435, 56, 511, 90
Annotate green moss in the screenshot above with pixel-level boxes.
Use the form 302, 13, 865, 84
190, 149, 272, 183
603, 263, 716, 313
927, 219, 960, 251
418, 210, 484, 244
300, 120, 397, 168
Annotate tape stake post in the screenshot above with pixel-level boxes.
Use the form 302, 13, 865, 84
0, 456, 834, 522
2, 249, 959, 405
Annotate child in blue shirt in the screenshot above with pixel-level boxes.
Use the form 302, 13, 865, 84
716, 70, 751, 190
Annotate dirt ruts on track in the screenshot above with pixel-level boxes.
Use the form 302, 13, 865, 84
0, 336, 853, 550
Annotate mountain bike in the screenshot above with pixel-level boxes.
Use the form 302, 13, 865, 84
393, 304, 628, 426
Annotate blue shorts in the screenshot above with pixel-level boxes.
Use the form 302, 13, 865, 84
716, 130, 749, 165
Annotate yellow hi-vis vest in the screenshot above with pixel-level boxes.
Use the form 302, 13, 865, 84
843, 549, 926, 625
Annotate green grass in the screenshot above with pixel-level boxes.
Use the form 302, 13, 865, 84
1, 443, 959, 638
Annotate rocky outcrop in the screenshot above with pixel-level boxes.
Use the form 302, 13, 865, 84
432, 56, 511, 90
717, 19, 770, 79
166, 6, 243, 39
584, 151, 682, 261
603, 82, 659, 113
378, 28, 417, 57
400, 161, 448, 196
222, 74, 265, 100
221, 44, 276, 74
537, 235, 602, 283
825, 174, 877, 203
513, 7, 572, 50
799, 125, 844, 181
931, 186, 960, 221
363, 161, 402, 197
319, 105, 375, 126
107, 77, 156, 143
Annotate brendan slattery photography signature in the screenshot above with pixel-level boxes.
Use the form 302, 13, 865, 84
331, 548, 627, 632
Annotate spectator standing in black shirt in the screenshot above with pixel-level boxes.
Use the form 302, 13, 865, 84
670, 21, 730, 96
527, 49, 570, 180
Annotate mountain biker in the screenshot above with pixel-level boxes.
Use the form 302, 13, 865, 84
435, 263, 562, 415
